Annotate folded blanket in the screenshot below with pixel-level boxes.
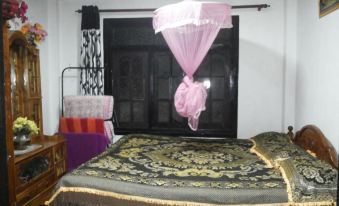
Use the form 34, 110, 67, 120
61, 132, 110, 172
63, 95, 114, 141
59, 117, 105, 134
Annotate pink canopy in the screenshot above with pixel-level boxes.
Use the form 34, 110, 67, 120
153, 0, 232, 130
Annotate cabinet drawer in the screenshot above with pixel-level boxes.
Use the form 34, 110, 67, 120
26, 183, 56, 206
16, 173, 55, 206
15, 148, 53, 192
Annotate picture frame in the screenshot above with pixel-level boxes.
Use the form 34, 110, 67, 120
319, 0, 339, 17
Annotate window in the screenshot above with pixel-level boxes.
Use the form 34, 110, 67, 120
104, 17, 239, 137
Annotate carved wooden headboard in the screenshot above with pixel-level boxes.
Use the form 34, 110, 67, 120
289, 125, 338, 169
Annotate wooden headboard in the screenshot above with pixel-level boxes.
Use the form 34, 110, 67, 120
288, 125, 338, 169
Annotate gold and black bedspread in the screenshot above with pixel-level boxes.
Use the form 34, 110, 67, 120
47, 133, 337, 206
252, 132, 337, 204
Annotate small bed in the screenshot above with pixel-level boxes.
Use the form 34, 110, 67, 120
46, 125, 337, 206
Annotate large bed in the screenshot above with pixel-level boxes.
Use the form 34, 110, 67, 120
46, 125, 338, 206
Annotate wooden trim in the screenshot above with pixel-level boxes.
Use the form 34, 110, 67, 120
2, 23, 15, 206
9, 30, 38, 55
319, 1, 339, 18
293, 125, 338, 169
35, 49, 43, 134
9, 30, 27, 46
0, 21, 11, 206
26, 181, 57, 206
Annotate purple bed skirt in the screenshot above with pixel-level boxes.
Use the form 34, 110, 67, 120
60, 132, 110, 172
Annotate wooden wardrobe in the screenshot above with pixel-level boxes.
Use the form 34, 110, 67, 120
7, 28, 43, 132
3, 24, 66, 206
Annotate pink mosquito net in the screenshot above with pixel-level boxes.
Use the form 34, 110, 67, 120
153, 0, 232, 130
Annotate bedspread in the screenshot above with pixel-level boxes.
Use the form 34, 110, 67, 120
47, 133, 337, 206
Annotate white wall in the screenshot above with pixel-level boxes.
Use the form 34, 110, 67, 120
296, 0, 339, 151
26, 0, 297, 140
17, 0, 50, 135
19, 0, 60, 135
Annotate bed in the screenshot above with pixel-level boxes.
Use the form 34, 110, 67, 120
46, 125, 337, 206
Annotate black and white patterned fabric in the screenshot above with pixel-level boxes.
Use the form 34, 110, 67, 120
80, 5, 103, 95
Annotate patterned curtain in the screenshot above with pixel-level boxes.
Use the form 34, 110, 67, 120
80, 5, 103, 95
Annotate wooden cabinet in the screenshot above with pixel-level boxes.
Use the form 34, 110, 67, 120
14, 135, 66, 206
3, 24, 66, 205
8, 30, 43, 134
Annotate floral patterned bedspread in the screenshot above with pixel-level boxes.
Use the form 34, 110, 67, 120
47, 133, 337, 206
252, 132, 337, 204
73, 134, 285, 190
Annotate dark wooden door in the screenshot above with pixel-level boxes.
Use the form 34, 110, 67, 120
112, 50, 149, 129
104, 17, 239, 137
151, 46, 238, 135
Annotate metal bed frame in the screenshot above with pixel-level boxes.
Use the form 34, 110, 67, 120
61, 66, 118, 126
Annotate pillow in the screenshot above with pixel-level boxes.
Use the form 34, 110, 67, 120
250, 132, 292, 167
251, 132, 337, 203
276, 148, 337, 203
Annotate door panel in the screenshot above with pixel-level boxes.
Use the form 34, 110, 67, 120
112, 51, 149, 129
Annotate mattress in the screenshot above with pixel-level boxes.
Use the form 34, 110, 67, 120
47, 133, 337, 206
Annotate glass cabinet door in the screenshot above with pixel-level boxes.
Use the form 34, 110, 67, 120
15, 149, 53, 192
9, 31, 43, 135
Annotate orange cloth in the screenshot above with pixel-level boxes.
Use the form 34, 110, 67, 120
59, 118, 105, 134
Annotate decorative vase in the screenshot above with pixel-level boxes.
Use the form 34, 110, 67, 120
13, 134, 31, 150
